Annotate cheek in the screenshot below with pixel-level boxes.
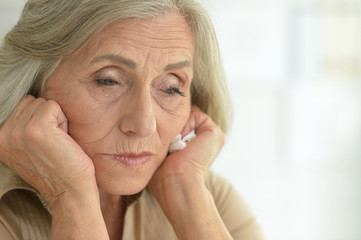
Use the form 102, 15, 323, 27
68, 108, 116, 144
156, 103, 191, 145
46, 89, 117, 143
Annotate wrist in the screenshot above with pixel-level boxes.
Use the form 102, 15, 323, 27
151, 178, 232, 240
43, 171, 98, 209
49, 184, 100, 214
49, 179, 102, 226
150, 174, 204, 212
50, 180, 109, 240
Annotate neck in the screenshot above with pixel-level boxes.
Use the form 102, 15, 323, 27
99, 189, 126, 240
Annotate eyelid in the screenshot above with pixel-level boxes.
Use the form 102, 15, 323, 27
168, 68, 192, 84
168, 72, 185, 85
93, 66, 129, 84
161, 73, 184, 87
172, 73, 183, 82
93, 65, 125, 77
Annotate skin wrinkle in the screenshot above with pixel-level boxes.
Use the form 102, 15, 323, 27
120, 18, 191, 39
91, 55, 137, 69
122, 32, 191, 43
143, 48, 152, 78
100, 22, 193, 56
42, 14, 194, 197
90, 42, 193, 65
98, 24, 191, 42
88, 52, 192, 84
76, 79, 185, 145
99, 86, 159, 154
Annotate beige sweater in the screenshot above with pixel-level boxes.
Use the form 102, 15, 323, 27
0, 162, 264, 240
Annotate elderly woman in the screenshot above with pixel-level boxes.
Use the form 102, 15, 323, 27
0, 0, 263, 239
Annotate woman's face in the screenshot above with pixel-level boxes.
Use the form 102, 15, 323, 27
43, 14, 194, 195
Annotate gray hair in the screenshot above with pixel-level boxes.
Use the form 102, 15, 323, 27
0, 0, 232, 132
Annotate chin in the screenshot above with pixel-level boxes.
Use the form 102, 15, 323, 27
95, 171, 154, 195
97, 179, 148, 195
92, 158, 160, 195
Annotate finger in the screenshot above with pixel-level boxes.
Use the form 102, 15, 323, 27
56, 105, 68, 133
180, 106, 200, 137
51, 100, 68, 133
178, 106, 225, 166
30, 100, 68, 133
180, 106, 209, 137
18, 98, 47, 128
5, 98, 47, 136
12, 95, 36, 120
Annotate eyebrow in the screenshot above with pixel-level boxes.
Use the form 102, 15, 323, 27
164, 60, 191, 72
91, 54, 137, 69
91, 54, 191, 72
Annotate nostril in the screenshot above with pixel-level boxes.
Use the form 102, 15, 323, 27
118, 110, 156, 137
118, 91, 157, 137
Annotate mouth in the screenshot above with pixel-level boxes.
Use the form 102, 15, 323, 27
98, 152, 154, 169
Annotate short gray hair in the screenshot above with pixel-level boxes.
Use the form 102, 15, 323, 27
0, 0, 232, 132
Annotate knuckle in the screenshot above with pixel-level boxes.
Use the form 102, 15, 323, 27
43, 100, 60, 114
24, 122, 44, 143
45, 99, 59, 108
219, 131, 226, 146
24, 95, 36, 101
208, 127, 219, 136
208, 126, 226, 146
33, 97, 47, 106
25, 94, 35, 99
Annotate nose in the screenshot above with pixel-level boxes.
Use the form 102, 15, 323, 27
119, 89, 156, 137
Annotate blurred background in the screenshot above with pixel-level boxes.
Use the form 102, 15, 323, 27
1, 0, 360, 239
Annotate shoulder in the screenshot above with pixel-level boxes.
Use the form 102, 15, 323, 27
0, 163, 51, 240
205, 171, 265, 240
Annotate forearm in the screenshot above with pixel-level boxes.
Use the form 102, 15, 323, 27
49, 183, 109, 240
154, 177, 233, 240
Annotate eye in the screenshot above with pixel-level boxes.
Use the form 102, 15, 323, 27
96, 79, 118, 86
164, 87, 185, 97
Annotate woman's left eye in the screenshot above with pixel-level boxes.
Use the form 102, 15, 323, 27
164, 87, 185, 97
96, 79, 118, 86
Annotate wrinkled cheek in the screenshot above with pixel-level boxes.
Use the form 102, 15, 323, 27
158, 111, 190, 149
62, 103, 114, 144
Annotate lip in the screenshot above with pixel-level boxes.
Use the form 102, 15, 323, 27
98, 152, 153, 169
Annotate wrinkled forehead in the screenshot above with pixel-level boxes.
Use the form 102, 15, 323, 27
71, 13, 195, 65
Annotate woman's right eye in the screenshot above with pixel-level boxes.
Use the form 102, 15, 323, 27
96, 79, 118, 86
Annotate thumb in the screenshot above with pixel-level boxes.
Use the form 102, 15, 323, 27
57, 108, 68, 133
45, 100, 68, 133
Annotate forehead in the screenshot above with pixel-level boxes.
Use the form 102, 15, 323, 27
79, 14, 195, 64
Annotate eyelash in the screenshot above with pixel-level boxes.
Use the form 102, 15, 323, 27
95, 79, 185, 97
164, 87, 185, 97
96, 79, 118, 86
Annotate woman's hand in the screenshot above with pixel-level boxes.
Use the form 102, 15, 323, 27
0, 96, 110, 240
0, 95, 96, 205
149, 105, 225, 189
148, 106, 232, 240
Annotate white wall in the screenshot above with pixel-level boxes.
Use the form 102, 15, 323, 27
205, 1, 361, 239
1, 1, 361, 239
